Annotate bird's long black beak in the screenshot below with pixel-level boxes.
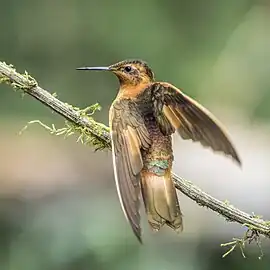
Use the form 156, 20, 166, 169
76, 66, 111, 71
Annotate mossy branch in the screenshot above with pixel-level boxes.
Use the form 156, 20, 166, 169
0, 61, 110, 150
1, 60, 269, 257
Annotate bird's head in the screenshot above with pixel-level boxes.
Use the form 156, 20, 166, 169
77, 59, 155, 86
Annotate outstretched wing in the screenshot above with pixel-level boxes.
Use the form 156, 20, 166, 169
151, 82, 241, 165
109, 99, 151, 242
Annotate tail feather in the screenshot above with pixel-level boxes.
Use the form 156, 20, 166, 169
140, 170, 183, 232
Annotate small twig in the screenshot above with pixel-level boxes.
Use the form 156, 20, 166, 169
221, 228, 264, 259
1, 60, 270, 254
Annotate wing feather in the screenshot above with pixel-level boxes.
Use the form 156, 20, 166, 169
109, 99, 151, 242
152, 82, 241, 165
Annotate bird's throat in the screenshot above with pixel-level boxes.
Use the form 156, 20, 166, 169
117, 82, 151, 98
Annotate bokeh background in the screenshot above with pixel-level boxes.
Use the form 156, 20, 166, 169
0, 0, 270, 269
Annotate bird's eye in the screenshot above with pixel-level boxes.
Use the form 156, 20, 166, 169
124, 66, 132, 72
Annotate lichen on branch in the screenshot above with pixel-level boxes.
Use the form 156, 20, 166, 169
20, 103, 109, 150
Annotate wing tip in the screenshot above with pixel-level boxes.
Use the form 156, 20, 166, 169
232, 153, 242, 168
136, 234, 143, 244
227, 144, 242, 168
132, 226, 143, 244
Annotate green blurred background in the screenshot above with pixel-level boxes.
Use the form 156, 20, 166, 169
0, 0, 270, 269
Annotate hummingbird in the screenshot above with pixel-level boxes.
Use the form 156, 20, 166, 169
77, 59, 241, 243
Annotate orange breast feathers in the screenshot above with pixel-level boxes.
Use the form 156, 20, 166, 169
118, 82, 151, 98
